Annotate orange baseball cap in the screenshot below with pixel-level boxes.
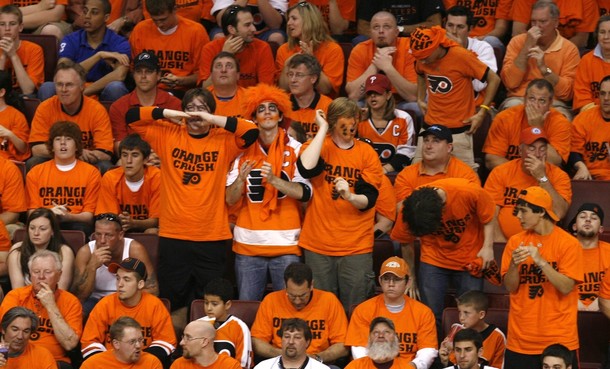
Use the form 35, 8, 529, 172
380, 256, 410, 278
518, 186, 559, 222
520, 126, 548, 145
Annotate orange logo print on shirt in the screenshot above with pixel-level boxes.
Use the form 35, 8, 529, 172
171, 148, 218, 185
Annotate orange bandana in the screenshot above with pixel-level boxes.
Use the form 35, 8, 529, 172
409, 26, 458, 60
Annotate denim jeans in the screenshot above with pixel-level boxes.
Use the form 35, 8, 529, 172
234, 253, 300, 301
418, 261, 483, 336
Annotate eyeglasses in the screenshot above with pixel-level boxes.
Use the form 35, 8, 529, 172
95, 213, 121, 225
380, 275, 405, 283
118, 337, 144, 346
181, 335, 206, 342
227, 5, 240, 16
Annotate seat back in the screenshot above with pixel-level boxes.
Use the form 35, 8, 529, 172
189, 299, 260, 328
23, 98, 40, 126
562, 180, 610, 229
13, 229, 86, 256
19, 34, 58, 82
578, 311, 610, 366
124, 233, 159, 269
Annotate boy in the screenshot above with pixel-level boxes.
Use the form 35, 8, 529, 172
439, 291, 506, 368
541, 344, 573, 369
198, 278, 253, 369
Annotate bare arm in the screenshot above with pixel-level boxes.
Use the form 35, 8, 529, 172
83, 65, 129, 96
37, 282, 80, 350
31, 143, 51, 158
128, 241, 159, 296
71, 245, 105, 301
345, 63, 378, 101
2, 43, 35, 94
401, 242, 420, 299
327, 0, 349, 35
526, 246, 576, 295
483, 19, 508, 39
299, 110, 328, 169
317, 342, 348, 362
374, 213, 394, 238
484, 153, 508, 171
7, 247, 25, 288
262, 161, 304, 200
58, 245, 74, 291
0, 211, 19, 227
22, 4, 66, 29
503, 258, 521, 293
257, 0, 284, 30
252, 337, 282, 359
490, 205, 507, 243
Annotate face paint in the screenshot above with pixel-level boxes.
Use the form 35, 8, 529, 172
336, 117, 356, 140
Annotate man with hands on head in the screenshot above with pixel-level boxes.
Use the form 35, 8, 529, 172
0, 250, 82, 368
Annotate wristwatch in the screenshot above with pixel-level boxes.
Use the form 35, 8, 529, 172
538, 175, 549, 184
543, 67, 552, 76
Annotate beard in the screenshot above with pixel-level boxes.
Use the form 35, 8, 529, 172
577, 229, 597, 238
367, 339, 399, 363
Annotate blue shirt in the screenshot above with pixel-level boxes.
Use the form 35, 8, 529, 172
59, 28, 131, 82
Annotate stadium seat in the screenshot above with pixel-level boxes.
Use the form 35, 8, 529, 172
9, 160, 25, 182
124, 233, 159, 270
12, 229, 86, 256
23, 98, 40, 126
160, 297, 171, 313
578, 311, 610, 368
189, 299, 260, 328
441, 307, 509, 339
20, 34, 58, 82
561, 180, 610, 230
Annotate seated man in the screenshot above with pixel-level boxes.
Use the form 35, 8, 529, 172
0, 307, 56, 369
484, 127, 571, 241
38, 0, 130, 102
483, 79, 571, 170
287, 54, 332, 139
393, 124, 479, 205
346, 257, 437, 367
129, 0, 210, 98
441, 329, 499, 369
96, 134, 160, 233
0, 5, 44, 95
206, 51, 246, 118
251, 262, 349, 363
199, 5, 274, 88
26, 121, 101, 235
109, 51, 182, 156
254, 318, 329, 369
81, 257, 175, 367
345, 317, 420, 369
570, 75, 610, 180
72, 213, 158, 314
500, 0, 580, 119
81, 317, 163, 369
210, 0, 286, 44
28, 60, 114, 173
0, 250, 82, 368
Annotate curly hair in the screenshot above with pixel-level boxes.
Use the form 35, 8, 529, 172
402, 187, 444, 236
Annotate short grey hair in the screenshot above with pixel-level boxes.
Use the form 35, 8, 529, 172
27, 249, 62, 273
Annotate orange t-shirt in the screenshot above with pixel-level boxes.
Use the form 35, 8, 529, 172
128, 107, 258, 241
199, 38, 275, 88
208, 86, 248, 118
442, 0, 512, 37
129, 16, 209, 91
289, 92, 332, 137
171, 354, 241, 369
578, 241, 610, 311
501, 226, 583, 353
1, 40, 44, 90
29, 95, 114, 154
0, 105, 29, 161
376, 175, 396, 222
95, 165, 161, 219
81, 350, 162, 369
573, 50, 610, 110
199, 315, 253, 369
251, 288, 348, 354
482, 105, 572, 163
393, 156, 480, 204
391, 178, 495, 270
484, 159, 571, 239
298, 136, 383, 256
511, 0, 597, 38
571, 106, 610, 180
357, 109, 416, 165
0, 286, 82, 363
81, 292, 176, 358
415, 46, 490, 128
275, 41, 344, 95
6, 340, 56, 369
345, 294, 437, 360
142, 0, 202, 21
345, 356, 415, 369
501, 32, 580, 101
26, 160, 101, 214
0, 157, 26, 251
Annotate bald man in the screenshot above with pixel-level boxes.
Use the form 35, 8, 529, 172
171, 321, 242, 369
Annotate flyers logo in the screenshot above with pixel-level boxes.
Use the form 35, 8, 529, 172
372, 142, 396, 163
427, 75, 453, 93
182, 172, 201, 185
528, 285, 544, 299
246, 169, 288, 202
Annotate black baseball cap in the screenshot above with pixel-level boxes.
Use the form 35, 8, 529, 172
134, 51, 160, 71
420, 124, 453, 143
569, 203, 605, 232
108, 257, 148, 281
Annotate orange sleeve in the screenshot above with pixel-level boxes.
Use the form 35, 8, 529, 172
510, 0, 536, 24
573, 52, 597, 110
199, 39, 223, 86
482, 329, 506, 369
316, 41, 345, 94
390, 203, 415, 243
0, 158, 27, 213
376, 175, 396, 222
19, 41, 45, 88
96, 169, 122, 216
482, 108, 515, 158
545, 110, 572, 162
576, 0, 599, 32
147, 166, 161, 218
250, 295, 275, 343
346, 42, 371, 83
274, 44, 290, 83
500, 34, 528, 91
29, 99, 54, 144
600, 265, 610, 299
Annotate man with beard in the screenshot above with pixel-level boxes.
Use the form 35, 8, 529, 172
255, 318, 329, 369
345, 317, 413, 369
568, 203, 610, 312
199, 5, 274, 89
0, 307, 56, 369
80, 257, 175, 367
171, 320, 241, 369
442, 329, 498, 369
81, 316, 162, 369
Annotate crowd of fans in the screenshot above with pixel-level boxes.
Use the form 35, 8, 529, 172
0, 0, 609, 368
